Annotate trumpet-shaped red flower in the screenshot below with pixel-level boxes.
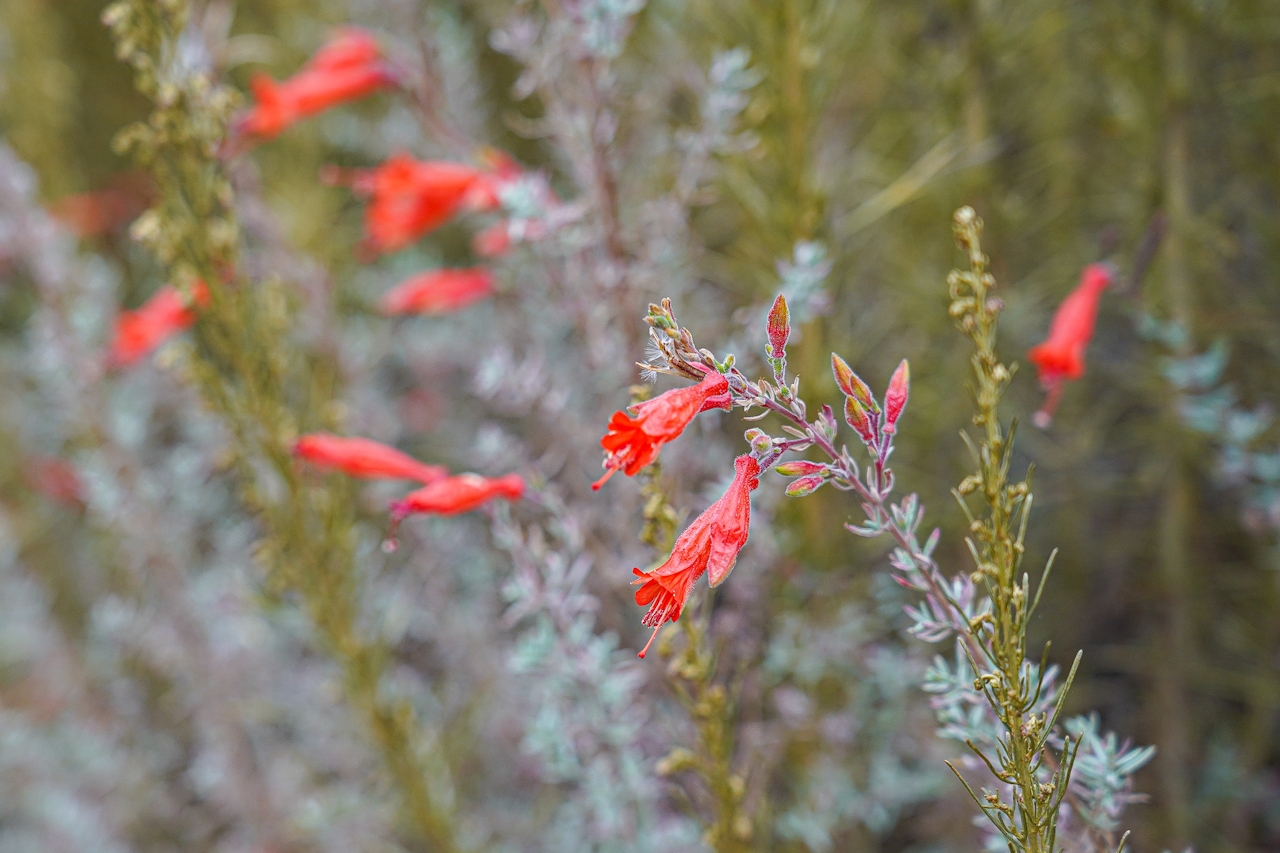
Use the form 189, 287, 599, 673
110, 280, 210, 367
342, 155, 504, 254
593, 367, 732, 490
383, 472, 524, 552
632, 455, 760, 657
378, 268, 494, 316
235, 29, 397, 141
390, 472, 524, 518
292, 433, 446, 484
1028, 263, 1114, 425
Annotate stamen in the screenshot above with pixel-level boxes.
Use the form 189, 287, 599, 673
638, 624, 661, 659
591, 464, 619, 491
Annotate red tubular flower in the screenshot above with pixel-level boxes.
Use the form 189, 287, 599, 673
378, 267, 494, 316
592, 367, 732, 490
357, 156, 489, 253
110, 280, 210, 367
235, 29, 397, 141
632, 455, 759, 658
1027, 263, 1114, 425
390, 473, 523, 520
383, 473, 524, 553
292, 433, 446, 484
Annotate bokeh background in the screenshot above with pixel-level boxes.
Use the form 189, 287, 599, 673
0, 2, 1277, 853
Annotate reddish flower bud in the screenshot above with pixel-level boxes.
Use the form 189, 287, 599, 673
767, 294, 790, 359
775, 459, 825, 476
110, 280, 210, 367
784, 474, 825, 497
632, 455, 759, 657
884, 359, 910, 432
844, 396, 875, 445
233, 29, 398, 143
593, 368, 731, 490
378, 268, 495, 316
831, 353, 877, 411
292, 433, 446, 484
744, 428, 771, 454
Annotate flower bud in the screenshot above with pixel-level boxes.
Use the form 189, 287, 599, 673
775, 459, 825, 476
831, 353, 877, 411
884, 359, 910, 431
744, 428, 771, 454
766, 294, 790, 359
785, 474, 825, 497
844, 396, 875, 445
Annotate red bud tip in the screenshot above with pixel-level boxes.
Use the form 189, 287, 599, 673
831, 354, 877, 410
767, 295, 790, 359
885, 359, 910, 426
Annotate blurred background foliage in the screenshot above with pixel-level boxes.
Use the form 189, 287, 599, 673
0, 1, 1278, 852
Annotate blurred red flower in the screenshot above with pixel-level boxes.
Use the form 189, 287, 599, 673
292, 433, 446, 484
235, 29, 397, 141
355, 156, 492, 253
632, 454, 759, 657
390, 473, 524, 520
1028, 263, 1114, 425
592, 367, 731, 490
378, 268, 494, 316
25, 457, 84, 510
110, 280, 209, 367
50, 172, 152, 238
